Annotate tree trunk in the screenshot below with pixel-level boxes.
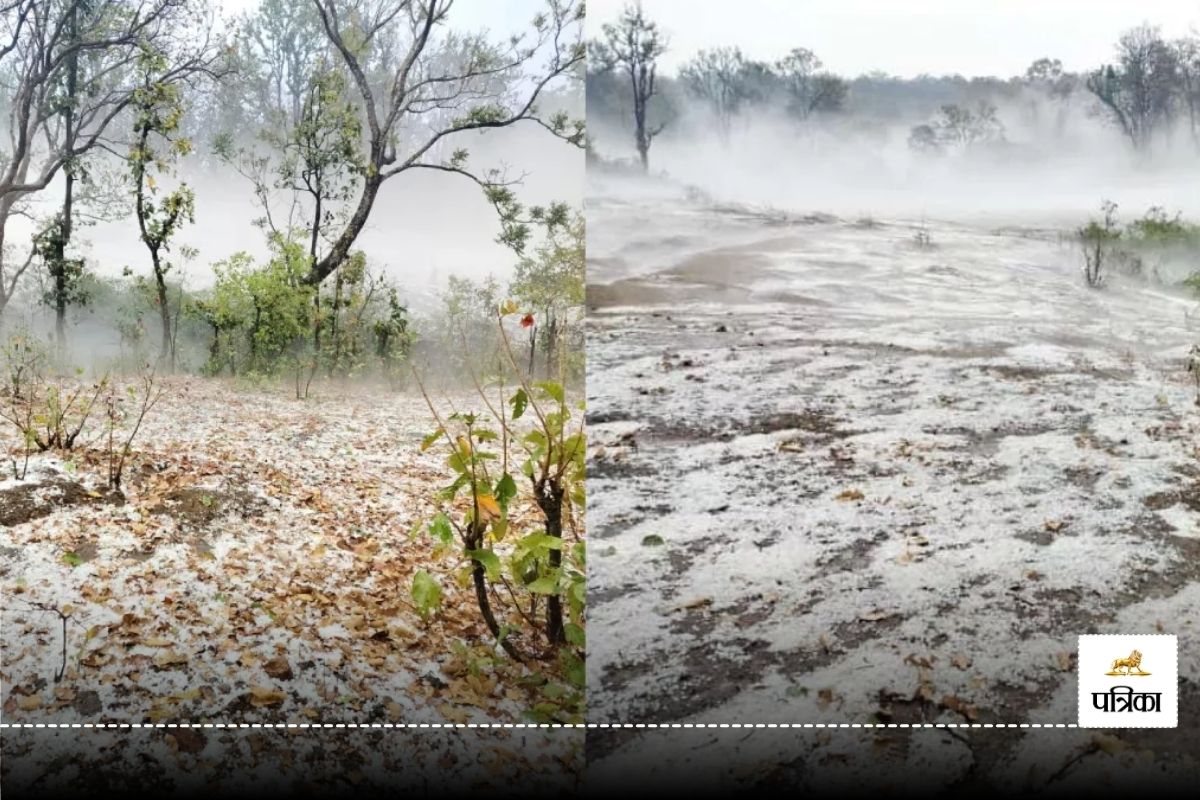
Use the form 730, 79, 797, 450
209, 323, 220, 370
543, 313, 558, 377
311, 196, 323, 355
535, 480, 567, 645
306, 174, 383, 285
329, 267, 343, 377
153, 254, 171, 369
527, 324, 537, 376
53, 28, 78, 357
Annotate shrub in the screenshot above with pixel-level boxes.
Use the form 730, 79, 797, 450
412, 301, 585, 721
1079, 200, 1120, 287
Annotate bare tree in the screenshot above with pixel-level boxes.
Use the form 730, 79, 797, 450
773, 47, 846, 121
304, 0, 585, 287
592, 2, 667, 173
1023, 57, 1075, 137
680, 46, 756, 145
1173, 35, 1200, 149
237, 0, 328, 130
935, 102, 1004, 147
0, 0, 222, 316
1087, 24, 1179, 152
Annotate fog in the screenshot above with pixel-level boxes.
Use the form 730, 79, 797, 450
13, 119, 581, 297
589, 96, 1200, 229
588, 9, 1200, 786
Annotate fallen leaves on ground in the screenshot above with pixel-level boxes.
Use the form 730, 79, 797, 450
0, 378, 577, 745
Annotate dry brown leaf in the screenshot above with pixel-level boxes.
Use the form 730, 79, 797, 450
264, 656, 293, 681
817, 688, 841, 710
835, 488, 865, 502
940, 694, 979, 721
675, 596, 713, 612
165, 729, 206, 754
248, 687, 285, 707
904, 653, 935, 669
152, 650, 188, 669
477, 494, 501, 521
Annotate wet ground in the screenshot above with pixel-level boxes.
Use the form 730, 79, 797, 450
585, 179, 1200, 790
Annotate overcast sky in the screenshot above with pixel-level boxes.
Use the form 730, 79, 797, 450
219, 0, 548, 37
589, 0, 1200, 78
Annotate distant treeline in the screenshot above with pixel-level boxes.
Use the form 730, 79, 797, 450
588, 4, 1200, 168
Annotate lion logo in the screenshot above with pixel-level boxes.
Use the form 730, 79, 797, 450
1106, 650, 1150, 676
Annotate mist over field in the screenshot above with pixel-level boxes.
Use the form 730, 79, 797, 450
586, 1, 1200, 793
589, 114, 1200, 224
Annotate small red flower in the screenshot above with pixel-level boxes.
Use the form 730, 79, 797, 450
520, 313, 535, 329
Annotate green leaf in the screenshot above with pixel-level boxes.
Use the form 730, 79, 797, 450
562, 433, 585, 463
61, 551, 84, 567
641, 534, 665, 547
519, 532, 563, 553
420, 427, 443, 452
527, 573, 560, 594
428, 513, 453, 546
490, 518, 509, 541
495, 472, 518, 508
510, 388, 528, 420
467, 548, 502, 580
439, 474, 468, 500
563, 653, 585, 689
534, 381, 564, 404
411, 570, 442, 621
447, 451, 469, 474
564, 623, 586, 648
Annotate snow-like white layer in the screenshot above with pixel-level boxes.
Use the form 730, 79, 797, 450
1, 380, 579, 786
587, 185, 1200, 785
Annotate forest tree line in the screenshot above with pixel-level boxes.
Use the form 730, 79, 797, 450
587, 4, 1200, 170
0, 0, 585, 386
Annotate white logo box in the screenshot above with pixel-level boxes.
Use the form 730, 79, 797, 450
1078, 634, 1177, 728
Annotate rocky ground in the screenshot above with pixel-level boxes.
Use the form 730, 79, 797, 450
585, 181, 1200, 790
